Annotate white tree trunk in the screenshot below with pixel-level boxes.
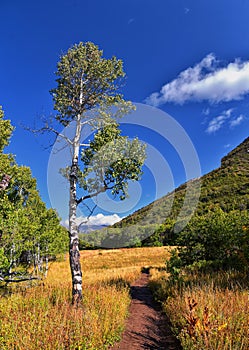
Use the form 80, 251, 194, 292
37, 243, 43, 274
69, 117, 83, 304
44, 245, 49, 278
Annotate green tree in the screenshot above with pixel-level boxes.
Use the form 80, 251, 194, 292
0, 107, 67, 284
0, 106, 13, 153
49, 42, 146, 304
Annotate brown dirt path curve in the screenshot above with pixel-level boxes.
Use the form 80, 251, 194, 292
110, 271, 182, 350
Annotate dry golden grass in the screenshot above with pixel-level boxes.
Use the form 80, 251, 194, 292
165, 285, 249, 350
0, 246, 170, 350
47, 247, 170, 286
150, 269, 249, 350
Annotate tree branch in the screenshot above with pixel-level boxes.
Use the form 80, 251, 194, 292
0, 276, 41, 284
32, 124, 73, 146
76, 185, 112, 205
77, 203, 97, 230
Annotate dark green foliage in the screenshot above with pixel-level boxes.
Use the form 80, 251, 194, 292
177, 209, 249, 272
79, 224, 156, 249
166, 248, 183, 281
80, 122, 146, 201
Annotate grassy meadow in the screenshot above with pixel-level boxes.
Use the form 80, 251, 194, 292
149, 269, 249, 350
0, 247, 169, 350
1, 246, 248, 349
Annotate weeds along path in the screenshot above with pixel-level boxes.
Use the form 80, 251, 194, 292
111, 270, 182, 350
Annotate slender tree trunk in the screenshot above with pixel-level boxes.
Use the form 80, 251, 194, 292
69, 117, 83, 305
9, 244, 13, 275
44, 255, 49, 278
33, 249, 37, 275
37, 243, 43, 274
44, 246, 49, 278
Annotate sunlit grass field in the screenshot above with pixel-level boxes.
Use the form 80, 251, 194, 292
1, 246, 248, 349
149, 269, 249, 350
0, 247, 169, 350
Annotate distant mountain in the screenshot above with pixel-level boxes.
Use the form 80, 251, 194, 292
79, 224, 108, 233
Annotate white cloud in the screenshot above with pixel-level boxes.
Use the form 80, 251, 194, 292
206, 114, 228, 134
205, 108, 245, 134
202, 108, 210, 116
229, 114, 245, 127
146, 54, 249, 106
61, 213, 121, 228
86, 213, 121, 226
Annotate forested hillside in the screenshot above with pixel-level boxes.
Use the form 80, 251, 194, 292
120, 137, 249, 222
80, 137, 249, 248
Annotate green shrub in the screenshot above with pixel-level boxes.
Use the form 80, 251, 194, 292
176, 208, 249, 272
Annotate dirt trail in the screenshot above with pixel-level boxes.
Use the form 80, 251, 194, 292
111, 271, 182, 350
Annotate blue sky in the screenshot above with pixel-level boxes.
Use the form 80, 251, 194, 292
1, 0, 249, 225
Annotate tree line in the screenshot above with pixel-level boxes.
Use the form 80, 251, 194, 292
0, 107, 68, 284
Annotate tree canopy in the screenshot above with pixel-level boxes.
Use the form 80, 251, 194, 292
50, 41, 130, 127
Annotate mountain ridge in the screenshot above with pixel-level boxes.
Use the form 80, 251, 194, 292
114, 136, 249, 232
